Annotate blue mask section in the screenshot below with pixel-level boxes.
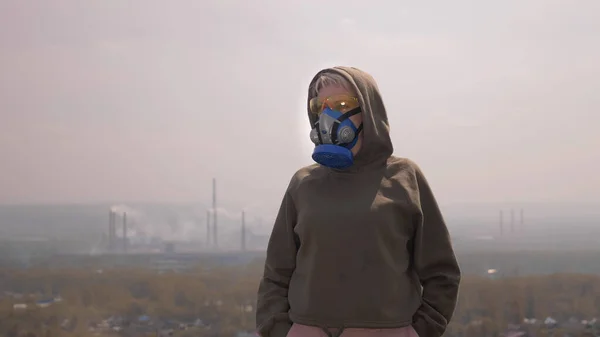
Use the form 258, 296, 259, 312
310, 107, 362, 169
312, 144, 354, 169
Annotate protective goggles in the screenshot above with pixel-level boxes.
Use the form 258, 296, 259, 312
309, 94, 360, 115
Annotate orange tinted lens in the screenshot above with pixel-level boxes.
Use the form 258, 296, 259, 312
309, 95, 359, 115
327, 95, 359, 113
309, 97, 323, 115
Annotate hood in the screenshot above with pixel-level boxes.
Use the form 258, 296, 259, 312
307, 66, 394, 170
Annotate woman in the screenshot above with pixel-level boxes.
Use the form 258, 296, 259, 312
256, 66, 461, 337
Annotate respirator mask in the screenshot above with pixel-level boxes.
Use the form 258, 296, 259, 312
309, 94, 363, 169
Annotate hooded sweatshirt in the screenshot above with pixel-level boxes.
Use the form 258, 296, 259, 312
256, 67, 461, 337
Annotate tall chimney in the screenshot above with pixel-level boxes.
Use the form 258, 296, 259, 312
108, 210, 114, 252
123, 212, 128, 253
109, 210, 117, 252
113, 211, 117, 251
212, 178, 218, 248
241, 210, 246, 252
206, 209, 211, 248
499, 210, 504, 236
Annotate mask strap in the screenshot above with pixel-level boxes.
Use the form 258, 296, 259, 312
336, 106, 361, 122
330, 107, 362, 144
314, 120, 324, 144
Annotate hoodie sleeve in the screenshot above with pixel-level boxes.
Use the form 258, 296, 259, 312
256, 187, 299, 337
411, 166, 461, 337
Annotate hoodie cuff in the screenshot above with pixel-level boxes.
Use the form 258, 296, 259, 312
261, 321, 292, 337
412, 317, 440, 337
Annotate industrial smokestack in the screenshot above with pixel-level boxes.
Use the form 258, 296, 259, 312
206, 209, 211, 248
241, 210, 246, 252
212, 178, 218, 248
108, 210, 116, 252
510, 209, 515, 234
123, 212, 128, 253
108, 210, 113, 252
113, 211, 116, 251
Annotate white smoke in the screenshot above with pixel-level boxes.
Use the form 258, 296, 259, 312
104, 202, 277, 248
108, 204, 202, 243
110, 204, 141, 217
209, 207, 241, 220
89, 235, 105, 256
206, 205, 276, 237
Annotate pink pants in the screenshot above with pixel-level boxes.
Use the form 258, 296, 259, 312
286, 323, 418, 337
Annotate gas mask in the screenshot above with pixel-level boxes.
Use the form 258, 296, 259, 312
310, 106, 363, 169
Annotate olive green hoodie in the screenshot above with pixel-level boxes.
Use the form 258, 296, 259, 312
256, 66, 461, 337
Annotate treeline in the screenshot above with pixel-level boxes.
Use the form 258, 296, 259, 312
0, 265, 599, 337
455, 249, 600, 276
447, 274, 600, 336
4, 249, 600, 277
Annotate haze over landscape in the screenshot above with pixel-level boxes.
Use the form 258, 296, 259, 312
1, 1, 600, 336
2, 0, 599, 252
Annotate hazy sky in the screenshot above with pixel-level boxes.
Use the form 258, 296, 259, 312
1, 0, 599, 213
